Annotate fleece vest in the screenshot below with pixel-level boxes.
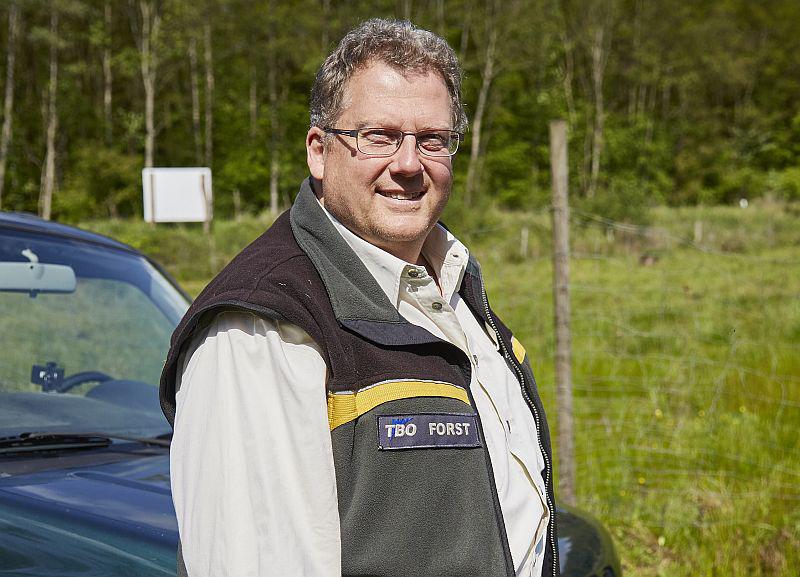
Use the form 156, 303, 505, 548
160, 178, 559, 577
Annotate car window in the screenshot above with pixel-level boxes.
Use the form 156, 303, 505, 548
2, 278, 173, 391
0, 228, 189, 438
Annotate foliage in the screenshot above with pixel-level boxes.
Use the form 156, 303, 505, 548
0, 0, 799, 219
55, 145, 141, 220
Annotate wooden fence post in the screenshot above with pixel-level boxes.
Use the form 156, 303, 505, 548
694, 220, 703, 244
520, 226, 529, 259
550, 119, 576, 505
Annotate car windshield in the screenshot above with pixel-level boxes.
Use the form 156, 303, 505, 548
0, 227, 189, 440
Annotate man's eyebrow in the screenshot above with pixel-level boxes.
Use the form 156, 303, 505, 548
351, 119, 392, 129
344, 117, 388, 128
351, 119, 453, 131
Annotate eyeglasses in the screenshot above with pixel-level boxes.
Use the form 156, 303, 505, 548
324, 127, 463, 157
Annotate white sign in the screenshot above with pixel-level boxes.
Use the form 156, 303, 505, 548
142, 167, 212, 223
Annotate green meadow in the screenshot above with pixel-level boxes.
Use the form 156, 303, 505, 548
82, 202, 800, 576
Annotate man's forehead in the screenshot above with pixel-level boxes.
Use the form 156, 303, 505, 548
344, 60, 445, 90
352, 58, 440, 81
337, 60, 452, 125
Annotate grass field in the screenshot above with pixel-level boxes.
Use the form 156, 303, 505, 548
82, 201, 800, 576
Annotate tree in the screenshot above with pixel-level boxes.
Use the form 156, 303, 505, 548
188, 34, 202, 163
102, 0, 113, 144
203, 19, 213, 168
0, 0, 20, 209
39, 4, 59, 219
463, 1, 497, 207
267, 0, 279, 215
0, 0, 798, 217
129, 0, 161, 168
587, 14, 611, 199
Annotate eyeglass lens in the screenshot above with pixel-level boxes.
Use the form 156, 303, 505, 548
357, 129, 458, 157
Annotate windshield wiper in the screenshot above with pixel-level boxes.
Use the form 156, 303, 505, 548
0, 432, 111, 454
0, 431, 170, 454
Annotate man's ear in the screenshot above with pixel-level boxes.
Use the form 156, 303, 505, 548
306, 127, 326, 180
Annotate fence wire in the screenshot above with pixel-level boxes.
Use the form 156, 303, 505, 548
466, 204, 800, 574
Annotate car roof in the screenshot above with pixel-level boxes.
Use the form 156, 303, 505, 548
0, 212, 140, 256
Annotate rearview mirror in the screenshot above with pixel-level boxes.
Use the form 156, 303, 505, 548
0, 261, 77, 294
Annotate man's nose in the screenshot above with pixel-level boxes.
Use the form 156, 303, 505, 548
390, 134, 424, 176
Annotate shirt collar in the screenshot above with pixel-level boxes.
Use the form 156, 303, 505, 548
316, 198, 469, 307
421, 224, 469, 303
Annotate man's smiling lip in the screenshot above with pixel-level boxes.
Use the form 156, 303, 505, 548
376, 188, 426, 200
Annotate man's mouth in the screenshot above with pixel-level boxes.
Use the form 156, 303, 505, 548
378, 189, 425, 201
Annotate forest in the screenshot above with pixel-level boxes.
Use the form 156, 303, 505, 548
0, 0, 799, 222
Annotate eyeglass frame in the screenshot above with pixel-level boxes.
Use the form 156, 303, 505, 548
323, 127, 464, 157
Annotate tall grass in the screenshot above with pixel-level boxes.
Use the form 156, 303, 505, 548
471, 202, 800, 576
81, 201, 800, 576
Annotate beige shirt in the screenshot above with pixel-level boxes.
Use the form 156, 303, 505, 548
172, 205, 550, 577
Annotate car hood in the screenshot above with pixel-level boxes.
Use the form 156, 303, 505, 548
0, 446, 621, 577
0, 447, 177, 576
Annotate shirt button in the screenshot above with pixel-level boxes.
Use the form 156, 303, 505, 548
431, 302, 443, 311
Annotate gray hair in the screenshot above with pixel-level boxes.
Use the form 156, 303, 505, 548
310, 18, 467, 132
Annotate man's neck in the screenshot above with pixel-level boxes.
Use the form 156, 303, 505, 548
371, 239, 423, 268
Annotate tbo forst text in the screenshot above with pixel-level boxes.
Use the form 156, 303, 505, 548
385, 420, 473, 438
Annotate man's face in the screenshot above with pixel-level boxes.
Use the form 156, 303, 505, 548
306, 60, 454, 262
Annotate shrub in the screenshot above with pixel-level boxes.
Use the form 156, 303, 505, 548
55, 146, 141, 222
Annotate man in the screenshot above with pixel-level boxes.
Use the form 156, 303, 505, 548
160, 18, 558, 577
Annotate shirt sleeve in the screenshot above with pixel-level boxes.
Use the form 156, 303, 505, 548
171, 310, 341, 577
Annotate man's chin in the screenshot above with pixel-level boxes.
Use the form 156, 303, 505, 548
368, 222, 436, 254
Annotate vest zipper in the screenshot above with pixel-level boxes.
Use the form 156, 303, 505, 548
479, 276, 559, 577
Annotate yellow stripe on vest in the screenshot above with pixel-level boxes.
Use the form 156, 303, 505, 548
511, 336, 527, 364
327, 380, 471, 431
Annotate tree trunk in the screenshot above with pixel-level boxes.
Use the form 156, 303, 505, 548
660, 72, 671, 119
249, 63, 258, 141
103, 1, 113, 144
628, 0, 642, 118
0, 1, 19, 210
133, 0, 160, 169
189, 36, 202, 164
464, 26, 496, 206
268, 10, 279, 215
401, 0, 412, 20
559, 30, 576, 126
233, 188, 242, 222
587, 25, 607, 199
458, 2, 472, 65
321, 0, 330, 51
268, 75, 279, 215
644, 72, 657, 146
436, 0, 445, 34
555, 2, 576, 126
581, 109, 592, 195
203, 22, 214, 169
39, 8, 59, 220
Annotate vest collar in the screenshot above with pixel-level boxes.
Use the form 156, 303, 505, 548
290, 178, 446, 346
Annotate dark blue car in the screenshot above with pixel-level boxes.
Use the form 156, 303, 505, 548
0, 213, 621, 577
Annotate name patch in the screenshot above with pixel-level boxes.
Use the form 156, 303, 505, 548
377, 413, 481, 450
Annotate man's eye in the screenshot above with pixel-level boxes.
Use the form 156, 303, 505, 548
361, 130, 398, 145
418, 132, 448, 150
